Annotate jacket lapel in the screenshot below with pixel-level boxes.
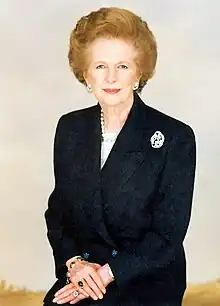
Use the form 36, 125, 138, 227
100, 92, 148, 191
77, 103, 118, 248
73, 92, 150, 248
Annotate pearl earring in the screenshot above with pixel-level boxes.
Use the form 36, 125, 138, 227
133, 82, 139, 91
86, 84, 92, 92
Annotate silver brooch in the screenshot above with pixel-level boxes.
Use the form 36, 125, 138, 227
150, 131, 165, 148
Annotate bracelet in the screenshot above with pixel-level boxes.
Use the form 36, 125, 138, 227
66, 271, 71, 284
66, 256, 85, 284
66, 256, 84, 270
66, 255, 81, 269
69, 256, 85, 270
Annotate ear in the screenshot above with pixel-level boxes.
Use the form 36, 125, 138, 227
83, 71, 90, 85
83, 71, 86, 81
137, 74, 142, 84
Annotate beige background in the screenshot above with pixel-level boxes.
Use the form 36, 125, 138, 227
1, 0, 219, 291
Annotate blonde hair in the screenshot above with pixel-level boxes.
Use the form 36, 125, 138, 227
68, 7, 157, 94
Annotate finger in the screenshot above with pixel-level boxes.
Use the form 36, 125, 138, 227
53, 288, 74, 302
84, 274, 104, 299
69, 293, 87, 304
55, 288, 82, 303
77, 288, 89, 298
90, 269, 106, 294
54, 283, 73, 297
75, 278, 100, 301
53, 288, 78, 304
71, 291, 88, 304
71, 263, 104, 300
71, 282, 89, 298
70, 277, 90, 298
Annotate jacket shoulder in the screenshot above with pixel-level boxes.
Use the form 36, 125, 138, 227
144, 103, 195, 139
54, 105, 98, 137
58, 104, 97, 125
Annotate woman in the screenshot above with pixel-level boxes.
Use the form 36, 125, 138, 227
43, 7, 196, 306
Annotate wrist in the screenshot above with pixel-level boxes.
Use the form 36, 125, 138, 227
65, 256, 86, 285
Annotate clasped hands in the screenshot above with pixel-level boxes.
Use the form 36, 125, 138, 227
53, 260, 114, 304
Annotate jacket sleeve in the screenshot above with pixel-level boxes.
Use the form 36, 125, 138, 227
44, 115, 81, 279
108, 124, 196, 289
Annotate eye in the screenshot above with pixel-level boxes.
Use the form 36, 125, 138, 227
119, 65, 128, 69
96, 65, 105, 69
96, 64, 128, 69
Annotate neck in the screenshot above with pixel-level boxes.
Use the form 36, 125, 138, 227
100, 94, 134, 133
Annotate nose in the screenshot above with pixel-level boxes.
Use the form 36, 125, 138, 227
105, 67, 117, 84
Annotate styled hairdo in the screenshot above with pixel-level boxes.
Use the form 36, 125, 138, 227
68, 7, 157, 94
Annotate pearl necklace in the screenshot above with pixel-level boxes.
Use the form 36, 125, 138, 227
100, 109, 118, 143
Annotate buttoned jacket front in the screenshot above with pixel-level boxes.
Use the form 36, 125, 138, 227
44, 92, 196, 306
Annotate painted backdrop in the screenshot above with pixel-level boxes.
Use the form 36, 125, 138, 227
1, 0, 219, 290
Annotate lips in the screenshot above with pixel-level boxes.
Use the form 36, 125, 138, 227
103, 89, 121, 94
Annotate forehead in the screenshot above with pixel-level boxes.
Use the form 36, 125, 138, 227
88, 38, 137, 62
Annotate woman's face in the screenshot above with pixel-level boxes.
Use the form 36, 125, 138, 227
83, 38, 140, 106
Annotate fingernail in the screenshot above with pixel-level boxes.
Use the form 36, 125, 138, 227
102, 288, 106, 294
99, 294, 103, 299
52, 298, 57, 303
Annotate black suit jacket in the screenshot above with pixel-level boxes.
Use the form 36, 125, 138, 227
44, 92, 196, 306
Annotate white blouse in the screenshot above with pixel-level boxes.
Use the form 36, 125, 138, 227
101, 132, 119, 169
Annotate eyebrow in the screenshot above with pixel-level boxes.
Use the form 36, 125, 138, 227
94, 61, 131, 64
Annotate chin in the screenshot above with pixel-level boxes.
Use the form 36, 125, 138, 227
95, 89, 132, 105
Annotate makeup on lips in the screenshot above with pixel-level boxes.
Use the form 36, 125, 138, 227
103, 88, 121, 94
